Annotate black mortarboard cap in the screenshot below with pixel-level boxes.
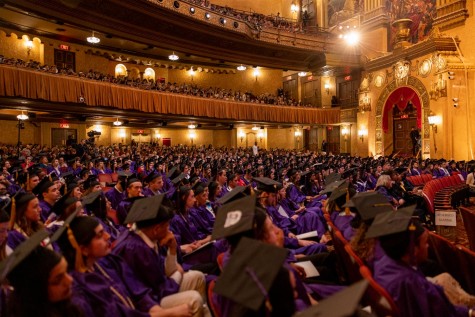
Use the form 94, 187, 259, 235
32, 177, 55, 196
296, 280, 369, 317
216, 186, 251, 205
319, 179, 347, 195
171, 173, 186, 185
214, 237, 288, 311
365, 205, 417, 239
342, 192, 393, 221
81, 190, 102, 206
212, 195, 256, 240
0, 229, 49, 282
253, 177, 281, 193
51, 195, 78, 216
325, 172, 341, 184
327, 183, 349, 203
166, 166, 178, 178
83, 175, 100, 190
341, 167, 358, 179
394, 167, 408, 174
124, 194, 174, 225
126, 176, 141, 187
61, 171, 74, 181
144, 172, 162, 183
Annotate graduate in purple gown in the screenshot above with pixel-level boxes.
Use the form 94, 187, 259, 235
367, 207, 474, 317
33, 177, 60, 222
116, 176, 144, 224
142, 172, 165, 197
5, 233, 83, 317
170, 186, 224, 265
113, 195, 210, 316
46, 196, 83, 251
104, 174, 127, 211
277, 185, 327, 237
57, 215, 195, 317
189, 183, 215, 237
82, 191, 125, 244
286, 170, 323, 209
7, 193, 46, 250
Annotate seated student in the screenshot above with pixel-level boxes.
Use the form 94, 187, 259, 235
189, 182, 215, 237
116, 176, 144, 224
286, 170, 324, 209
33, 177, 60, 222
105, 171, 129, 210
368, 208, 475, 317
83, 191, 125, 243
57, 215, 193, 317
142, 172, 165, 197
46, 195, 84, 236
257, 178, 325, 238
325, 182, 356, 241
113, 195, 211, 317
3, 230, 83, 317
7, 192, 45, 249
211, 196, 298, 316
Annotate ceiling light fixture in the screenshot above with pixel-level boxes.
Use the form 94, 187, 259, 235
251, 126, 259, 131
168, 52, 179, 61
237, 65, 246, 71
188, 124, 196, 129
17, 111, 29, 121
298, 71, 307, 77
86, 31, 100, 44
113, 118, 123, 126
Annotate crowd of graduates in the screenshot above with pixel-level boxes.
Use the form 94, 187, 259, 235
0, 140, 474, 316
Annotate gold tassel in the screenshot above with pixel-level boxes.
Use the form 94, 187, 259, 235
49, 174, 52, 182
344, 189, 351, 215
8, 197, 16, 230
67, 225, 87, 273
26, 173, 30, 192
64, 184, 67, 195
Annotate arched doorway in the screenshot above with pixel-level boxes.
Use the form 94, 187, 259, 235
383, 87, 422, 156
375, 76, 430, 157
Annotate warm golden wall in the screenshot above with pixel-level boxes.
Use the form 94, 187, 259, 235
211, 0, 282, 16
267, 127, 299, 149
0, 119, 39, 145
168, 68, 283, 96
0, 31, 43, 64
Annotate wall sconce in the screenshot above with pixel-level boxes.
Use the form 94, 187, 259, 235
189, 131, 196, 145
341, 126, 349, 140
358, 128, 367, 142
324, 83, 330, 95
429, 74, 447, 100
290, 2, 299, 13
94, 125, 102, 133
294, 129, 302, 149
238, 131, 245, 144
253, 68, 259, 82
188, 67, 195, 81
119, 130, 126, 143
257, 131, 264, 143
428, 112, 440, 153
155, 131, 161, 141
358, 94, 371, 113
26, 40, 33, 55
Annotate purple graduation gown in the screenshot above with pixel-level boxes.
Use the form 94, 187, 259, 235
39, 200, 53, 222
277, 202, 326, 237
113, 230, 180, 301
71, 270, 149, 317
189, 205, 215, 236
373, 255, 469, 317
105, 187, 125, 211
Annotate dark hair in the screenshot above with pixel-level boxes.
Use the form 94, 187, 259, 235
8, 246, 83, 317
176, 187, 192, 215
208, 181, 219, 202
379, 220, 426, 261
57, 216, 100, 271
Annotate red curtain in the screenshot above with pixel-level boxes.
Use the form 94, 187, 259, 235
382, 87, 422, 133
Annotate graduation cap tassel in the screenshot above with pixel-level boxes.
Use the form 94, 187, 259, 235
66, 225, 87, 273
344, 189, 351, 216
8, 197, 16, 230
26, 173, 30, 192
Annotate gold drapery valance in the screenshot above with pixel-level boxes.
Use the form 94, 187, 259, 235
0, 65, 340, 124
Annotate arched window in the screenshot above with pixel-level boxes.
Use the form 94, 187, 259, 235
144, 67, 155, 81
115, 64, 127, 77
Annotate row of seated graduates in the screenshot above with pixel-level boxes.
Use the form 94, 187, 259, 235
0, 55, 308, 107
1, 141, 474, 315
0, 147, 400, 316
324, 174, 475, 317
